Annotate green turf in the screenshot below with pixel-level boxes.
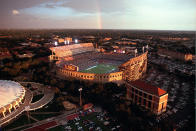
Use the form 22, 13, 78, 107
81, 64, 118, 74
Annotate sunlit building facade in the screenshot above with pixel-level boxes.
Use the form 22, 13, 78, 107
126, 80, 168, 115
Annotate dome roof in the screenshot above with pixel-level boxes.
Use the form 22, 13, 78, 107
0, 80, 25, 108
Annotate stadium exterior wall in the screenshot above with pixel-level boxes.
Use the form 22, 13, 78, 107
58, 69, 123, 83
119, 51, 148, 81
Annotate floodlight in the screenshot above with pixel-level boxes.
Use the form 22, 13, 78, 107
54, 41, 58, 46
75, 39, 78, 43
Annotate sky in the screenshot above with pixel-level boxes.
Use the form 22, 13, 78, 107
0, 0, 196, 30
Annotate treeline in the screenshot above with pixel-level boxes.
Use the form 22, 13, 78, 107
0, 57, 49, 79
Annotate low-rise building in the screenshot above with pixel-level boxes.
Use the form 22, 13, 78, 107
126, 80, 168, 115
0, 48, 12, 60
158, 48, 193, 61
65, 37, 72, 43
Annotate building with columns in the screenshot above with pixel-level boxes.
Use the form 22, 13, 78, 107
126, 80, 168, 115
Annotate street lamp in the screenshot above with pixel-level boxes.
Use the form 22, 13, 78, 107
142, 46, 144, 53
134, 49, 137, 57
78, 88, 83, 107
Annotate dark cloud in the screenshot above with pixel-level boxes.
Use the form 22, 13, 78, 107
0, 0, 51, 10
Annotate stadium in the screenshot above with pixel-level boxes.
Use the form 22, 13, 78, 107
50, 43, 148, 83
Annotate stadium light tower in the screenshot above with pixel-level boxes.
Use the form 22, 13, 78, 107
142, 46, 144, 53
78, 88, 83, 106
54, 41, 58, 46
75, 39, 78, 44
146, 45, 148, 50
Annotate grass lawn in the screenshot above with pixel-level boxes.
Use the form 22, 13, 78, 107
81, 64, 118, 74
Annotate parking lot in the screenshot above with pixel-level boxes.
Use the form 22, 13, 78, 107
143, 58, 194, 130
48, 109, 122, 131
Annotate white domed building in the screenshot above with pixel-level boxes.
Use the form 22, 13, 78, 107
0, 80, 25, 118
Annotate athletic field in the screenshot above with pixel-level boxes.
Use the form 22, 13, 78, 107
81, 64, 118, 74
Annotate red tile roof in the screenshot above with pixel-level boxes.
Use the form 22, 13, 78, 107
128, 80, 167, 97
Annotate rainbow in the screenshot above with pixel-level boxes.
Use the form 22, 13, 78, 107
95, 0, 102, 29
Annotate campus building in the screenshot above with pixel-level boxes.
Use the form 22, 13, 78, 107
158, 48, 193, 61
126, 80, 168, 115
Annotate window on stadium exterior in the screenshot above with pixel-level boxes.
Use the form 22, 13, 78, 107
143, 99, 146, 106
139, 97, 141, 104
131, 93, 134, 98
81, 75, 83, 77
135, 95, 137, 102
144, 93, 147, 98
149, 95, 152, 100
139, 91, 142, 96
135, 90, 138, 94
148, 101, 151, 108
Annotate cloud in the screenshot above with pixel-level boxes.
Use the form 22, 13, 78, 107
41, 0, 127, 13
12, 10, 19, 15
45, 3, 56, 8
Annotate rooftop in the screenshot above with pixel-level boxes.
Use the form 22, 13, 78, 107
0, 80, 25, 108
128, 80, 167, 97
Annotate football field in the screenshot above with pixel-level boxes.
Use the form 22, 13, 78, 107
81, 64, 118, 74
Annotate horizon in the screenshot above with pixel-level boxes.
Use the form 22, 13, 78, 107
0, 28, 195, 32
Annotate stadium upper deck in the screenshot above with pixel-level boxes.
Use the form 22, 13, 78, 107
50, 43, 95, 60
